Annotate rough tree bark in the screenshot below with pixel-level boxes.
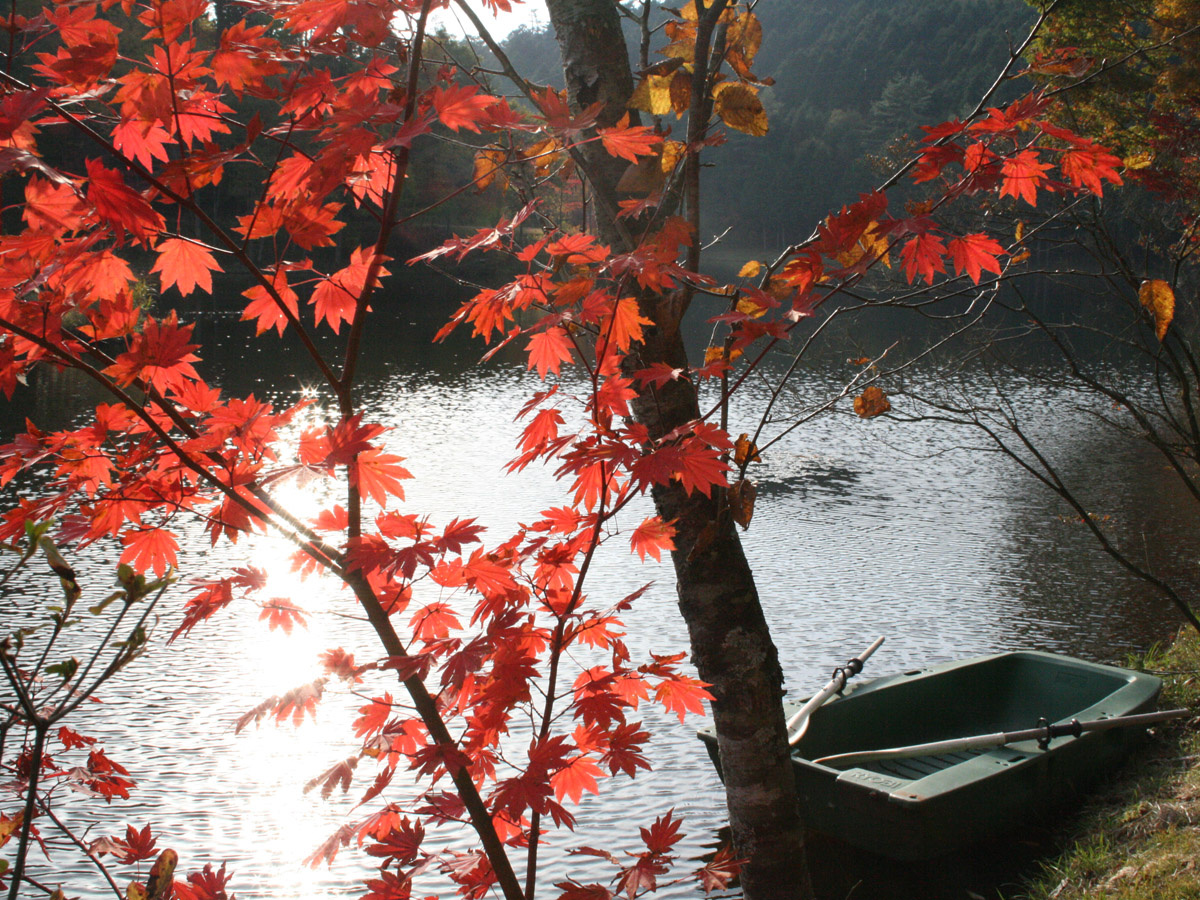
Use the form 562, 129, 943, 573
542, 1, 812, 897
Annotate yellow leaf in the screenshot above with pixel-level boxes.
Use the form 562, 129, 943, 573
834, 220, 890, 270
1123, 151, 1154, 170
738, 260, 762, 279
660, 139, 685, 176
729, 478, 757, 530
734, 433, 761, 466
736, 295, 768, 318
658, 40, 696, 63
630, 74, 674, 116
146, 849, 178, 900
712, 82, 768, 136
1139, 279, 1176, 341
521, 138, 564, 177
1015, 220, 1026, 242
853, 385, 891, 418
766, 275, 793, 301
728, 11, 763, 64
127, 884, 147, 900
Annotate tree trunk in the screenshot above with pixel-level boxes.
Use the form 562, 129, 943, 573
543, 1, 813, 897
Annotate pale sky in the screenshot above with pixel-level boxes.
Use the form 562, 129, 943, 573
434, 0, 549, 39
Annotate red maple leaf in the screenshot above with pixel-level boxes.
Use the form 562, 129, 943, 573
431, 83, 498, 132
617, 855, 666, 899
410, 602, 461, 642
104, 313, 201, 392
1000, 149, 1053, 206
310, 247, 389, 332
172, 862, 234, 900
114, 823, 158, 864
354, 693, 394, 737
119, 527, 178, 577
900, 232, 948, 285
23, 177, 87, 233
360, 870, 412, 900
85, 159, 163, 243
598, 116, 662, 163
153, 238, 223, 297
550, 753, 605, 804
947, 233, 1004, 283
351, 448, 413, 507
640, 810, 684, 855
601, 296, 652, 352
112, 118, 172, 170
305, 756, 358, 799
526, 327, 574, 380
259, 598, 308, 634
1058, 144, 1123, 196
630, 516, 675, 562
695, 845, 744, 894
654, 674, 713, 722
242, 270, 300, 336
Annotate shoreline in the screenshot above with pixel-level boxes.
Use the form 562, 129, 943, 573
1011, 628, 1200, 899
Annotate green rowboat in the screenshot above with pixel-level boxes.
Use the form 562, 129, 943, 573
697, 651, 1163, 860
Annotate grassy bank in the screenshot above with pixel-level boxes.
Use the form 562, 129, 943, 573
1014, 630, 1200, 900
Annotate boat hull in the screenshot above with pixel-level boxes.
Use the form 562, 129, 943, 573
698, 651, 1162, 860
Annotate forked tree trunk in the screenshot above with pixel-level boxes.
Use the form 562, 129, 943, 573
543, 1, 813, 897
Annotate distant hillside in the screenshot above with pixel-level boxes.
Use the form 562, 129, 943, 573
714, 0, 1034, 250
494, 0, 1034, 253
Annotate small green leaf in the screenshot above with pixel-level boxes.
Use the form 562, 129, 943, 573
89, 591, 125, 615
46, 657, 79, 681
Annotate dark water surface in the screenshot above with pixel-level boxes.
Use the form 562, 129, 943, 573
3, 309, 1196, 899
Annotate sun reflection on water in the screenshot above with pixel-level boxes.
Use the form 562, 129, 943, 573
199, 462, 378, 899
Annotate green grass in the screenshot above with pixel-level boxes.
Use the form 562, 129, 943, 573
1011, 630, 1200, 900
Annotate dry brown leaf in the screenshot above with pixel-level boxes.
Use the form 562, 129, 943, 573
734, 433, 761, 466
617, 154, 665, 195
729, 478, 757, 530
703, 345, 742, 365
473, 146, 506, 192
853, 385, 891, 418
668, 69, 692, 116
1140, 279, 1175, 341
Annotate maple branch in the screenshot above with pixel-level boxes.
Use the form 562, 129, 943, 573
39, 805, 124, 899
337, 0, 435, 407
6, 720, 46, 900
345, 571, 526, 900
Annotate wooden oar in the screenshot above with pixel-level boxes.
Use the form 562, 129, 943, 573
813, 708, 1191, 768
787, 637, 885, 746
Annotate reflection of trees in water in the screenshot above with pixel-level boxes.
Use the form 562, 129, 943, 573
995, 414, 1195, 661
754, 457, 862, 501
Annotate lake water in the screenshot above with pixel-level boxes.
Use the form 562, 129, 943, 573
3, 305, 1197, 899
